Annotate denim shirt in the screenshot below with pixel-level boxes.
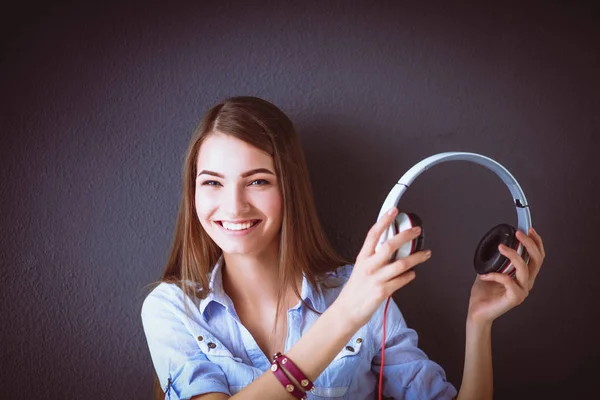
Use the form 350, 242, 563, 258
141, 259, 457, 399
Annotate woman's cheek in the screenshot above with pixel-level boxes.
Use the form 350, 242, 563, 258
194, 191, 214, 221
261, 190, 283, 220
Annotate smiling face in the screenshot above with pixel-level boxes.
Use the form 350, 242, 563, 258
194, 133, 283, 258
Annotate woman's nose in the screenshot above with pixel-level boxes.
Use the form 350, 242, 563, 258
222, 185, 250, 215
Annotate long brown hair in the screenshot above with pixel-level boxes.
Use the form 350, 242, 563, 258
162, 96, 348, 317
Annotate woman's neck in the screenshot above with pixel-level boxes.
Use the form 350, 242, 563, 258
221, 245, 302, 312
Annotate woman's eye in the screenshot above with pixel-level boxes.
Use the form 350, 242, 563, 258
250, 179, 269, 186
202, 180, 222, 186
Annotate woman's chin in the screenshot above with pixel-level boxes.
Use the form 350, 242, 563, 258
220, 246, 254, 256
218, 240, 278, 259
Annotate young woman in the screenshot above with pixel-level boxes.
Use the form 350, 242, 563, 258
141, 96, 545, 400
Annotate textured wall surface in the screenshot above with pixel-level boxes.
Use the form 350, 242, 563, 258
1, 1, 598, 399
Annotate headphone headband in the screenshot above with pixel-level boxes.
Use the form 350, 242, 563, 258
377, 152, 532, 236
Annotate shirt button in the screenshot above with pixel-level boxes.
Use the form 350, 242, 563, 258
208, 342, 217, 349
197, 336, 203, 342
345, 346, 355, 352
356, 338, 363, 344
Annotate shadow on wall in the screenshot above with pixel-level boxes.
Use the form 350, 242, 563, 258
297, 117, 421, 259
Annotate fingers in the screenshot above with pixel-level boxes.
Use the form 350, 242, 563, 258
514, 228, 546, 288
375, 249, 431, 282
369, 225, 423, 268
480, 272, 527, 306
498, 243, 530, 292
357, 207, 398, 261
525, 228, 545, 284
529, 227, 546, 258
382, 269, 417, 295
516, 230, 544, 267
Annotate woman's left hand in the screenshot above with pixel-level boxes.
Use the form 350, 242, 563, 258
467, 227, 546, 326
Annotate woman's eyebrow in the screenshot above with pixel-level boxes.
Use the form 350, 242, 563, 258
197, 168, 275, 178
241, 168, 275, 178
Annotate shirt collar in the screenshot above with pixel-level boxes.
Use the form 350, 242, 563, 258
296, 273, 325, 312
199, 256, 229, 316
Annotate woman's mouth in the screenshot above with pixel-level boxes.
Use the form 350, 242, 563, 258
217, 220, 261, 232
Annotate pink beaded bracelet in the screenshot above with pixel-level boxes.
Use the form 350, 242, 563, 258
273, 352, 315, 392
270, 358, 306, 400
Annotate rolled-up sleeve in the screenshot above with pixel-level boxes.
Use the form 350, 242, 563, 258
141, 285, 230, 399
371, 300, 457, 400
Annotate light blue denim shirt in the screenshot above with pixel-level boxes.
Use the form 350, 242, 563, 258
141, 259, 457, 399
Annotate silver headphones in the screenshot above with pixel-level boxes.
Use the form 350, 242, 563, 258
376, 152, 532, 276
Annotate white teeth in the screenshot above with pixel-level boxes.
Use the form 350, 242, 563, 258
221, 221, 257, 231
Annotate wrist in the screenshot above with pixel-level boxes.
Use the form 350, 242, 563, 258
327, 300, 362, 337
466, 314, 493, 335
285, 300, 358, 383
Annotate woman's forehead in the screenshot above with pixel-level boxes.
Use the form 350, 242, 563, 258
196, 133, 274, 175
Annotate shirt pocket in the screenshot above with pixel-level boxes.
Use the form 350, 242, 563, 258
193, 330, 254, 393
309, 332, 366, 399
195, 331, 241, 360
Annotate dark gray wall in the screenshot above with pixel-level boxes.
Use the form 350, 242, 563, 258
2, 1, 598, 399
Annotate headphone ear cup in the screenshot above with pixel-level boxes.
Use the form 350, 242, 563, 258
407, 212, 425, 253
473, 223, 517, 275
390, 212, 425, 261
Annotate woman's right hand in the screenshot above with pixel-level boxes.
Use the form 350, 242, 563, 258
334, 207, 432, 328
